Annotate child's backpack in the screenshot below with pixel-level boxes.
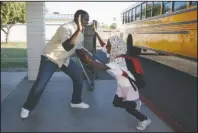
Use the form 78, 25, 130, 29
118, 55, 146, 89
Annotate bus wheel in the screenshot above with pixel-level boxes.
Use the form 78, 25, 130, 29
126, 34, 133, 55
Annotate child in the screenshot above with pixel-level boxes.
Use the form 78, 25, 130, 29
93, 28, 151, 130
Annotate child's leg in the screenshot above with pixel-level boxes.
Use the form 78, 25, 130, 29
134, 99, 142, 111
124, 101, 147, 121
112, 95, 125, 108
113, 96, 146, 120
124, 101, 151, 130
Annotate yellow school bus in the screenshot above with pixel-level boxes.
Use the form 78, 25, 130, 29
120, 1, 197, 60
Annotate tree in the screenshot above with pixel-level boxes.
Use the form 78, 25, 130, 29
1, 2, 26, 43
110, 23, 117, 29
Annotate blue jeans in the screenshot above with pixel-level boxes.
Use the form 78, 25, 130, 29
23, 55, 83, 111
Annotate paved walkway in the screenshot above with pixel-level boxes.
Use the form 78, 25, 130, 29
1, 72, 27, 103
1, 72, 173, 132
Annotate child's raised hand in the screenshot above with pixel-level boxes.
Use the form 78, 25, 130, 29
93, 22, 97, 33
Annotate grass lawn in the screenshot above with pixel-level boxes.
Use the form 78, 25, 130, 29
1, 42, 27, 68
1, 42, 82, 71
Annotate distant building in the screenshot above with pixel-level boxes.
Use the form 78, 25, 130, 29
45, 12, 74, 24
1, 12, 74, 42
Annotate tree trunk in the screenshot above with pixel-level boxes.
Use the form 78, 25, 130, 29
5, 31, 9, 43
1, 24, 13, 43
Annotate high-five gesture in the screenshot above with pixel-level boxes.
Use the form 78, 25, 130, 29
62, 11, 89, 51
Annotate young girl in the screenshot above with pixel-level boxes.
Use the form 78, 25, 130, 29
90, 28, 151, 131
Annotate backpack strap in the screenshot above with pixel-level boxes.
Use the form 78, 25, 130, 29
117, 55, 143, 74
116, 54, 136, 75
122, 70, 137, 91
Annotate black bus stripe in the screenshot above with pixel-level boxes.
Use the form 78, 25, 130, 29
136, 31, 189, 34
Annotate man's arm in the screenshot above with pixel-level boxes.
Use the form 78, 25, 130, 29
62, 29, 81, 51
76, 49, 110, 71
62, 15, 83, 51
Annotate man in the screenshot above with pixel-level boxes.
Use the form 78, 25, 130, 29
20, 10, 91, 119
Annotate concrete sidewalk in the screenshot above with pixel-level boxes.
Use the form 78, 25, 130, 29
1, 72, 27, 103
1, 72, 173, 132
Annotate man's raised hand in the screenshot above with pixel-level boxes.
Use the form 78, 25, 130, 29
77, 14, 83, 31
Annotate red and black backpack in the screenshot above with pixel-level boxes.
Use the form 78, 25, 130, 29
118, 55, 146, 89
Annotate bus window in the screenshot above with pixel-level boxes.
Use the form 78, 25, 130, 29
141, 2, 146, 19
146, 2, 153, 18
127, 11, 129, 23
123, 13, 125, 24
135, 5, 141, 20
173, 1, 187, 11
126, 11, 128, 23
122, 13, 125, 24
130, 9, 133, 22
125, 12, 127, 23
126, 12, 128, 23
133, 8, 135, 21
128, 10, 131, 23
162, 2, 171, 14
127, 11, 130, 23
153, 2, 161, 16
189, 1, 197, 6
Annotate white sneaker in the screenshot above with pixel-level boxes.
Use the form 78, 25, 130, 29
136, 117, 151, 131
70, 102, 89, 109
20, 108, 30, 119
135, 100, 142, 111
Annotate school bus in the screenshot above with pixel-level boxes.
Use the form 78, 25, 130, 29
120, 1, 197, 60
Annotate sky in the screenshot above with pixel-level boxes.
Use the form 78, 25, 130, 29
45, 2, 136, 26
